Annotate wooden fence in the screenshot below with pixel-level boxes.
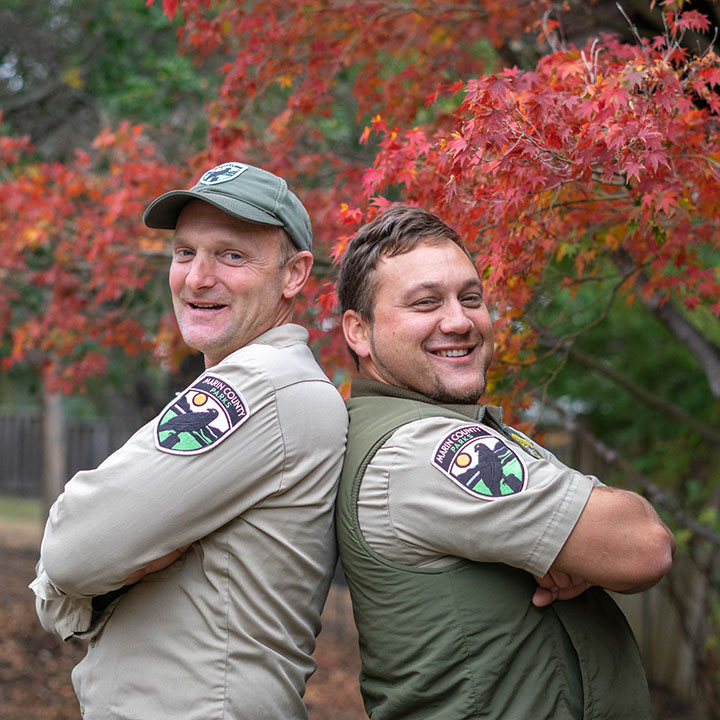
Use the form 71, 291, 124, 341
0, 411, 130, 497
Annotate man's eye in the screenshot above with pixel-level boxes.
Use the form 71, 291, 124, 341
461, 294, 483, 306
224, 251, 245, 263
173, 248, 194, 260
413, 298, 439, 308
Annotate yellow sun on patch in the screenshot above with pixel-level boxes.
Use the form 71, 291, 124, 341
456, 453, 472, 468
192, 393, 208, 406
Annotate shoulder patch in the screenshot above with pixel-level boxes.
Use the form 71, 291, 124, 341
155, 374, 249, 455
431, 424, 527, 499
505, 428, 543, 459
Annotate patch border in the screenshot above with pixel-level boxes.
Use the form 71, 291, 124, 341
199, 162, 249, 186
431, 423, 528, 500
154, 373, 250, 456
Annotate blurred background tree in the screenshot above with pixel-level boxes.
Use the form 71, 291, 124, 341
1, 1, 719, 715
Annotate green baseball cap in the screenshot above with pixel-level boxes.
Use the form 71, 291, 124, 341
143, 161, 313, 252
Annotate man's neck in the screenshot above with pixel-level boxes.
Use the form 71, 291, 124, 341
349, 378, 486, 422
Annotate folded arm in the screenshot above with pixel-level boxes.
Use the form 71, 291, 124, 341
533, 486, 675, 607
39, 368, 285, 597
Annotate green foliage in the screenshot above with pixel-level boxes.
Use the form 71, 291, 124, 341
75, 2, 213, 124
0, 0, 219, 157
528, 259, 718, 496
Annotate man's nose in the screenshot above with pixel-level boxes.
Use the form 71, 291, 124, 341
439, 300, 474, 334
185, 254, 217, 290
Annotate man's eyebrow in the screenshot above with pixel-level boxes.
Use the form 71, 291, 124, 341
398, 278, 483, 301
171, 235, 240, 249
402, 278, 483, 293
403, 281, 443, 293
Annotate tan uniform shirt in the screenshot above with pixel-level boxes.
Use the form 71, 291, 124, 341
31, 324, 348, 720
358, 406, 601, 575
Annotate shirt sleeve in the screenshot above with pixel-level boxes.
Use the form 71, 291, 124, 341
358, 417, 599, 577
30, 559, 93, 640
39, 360, 287, 597
30, 558, 123, 640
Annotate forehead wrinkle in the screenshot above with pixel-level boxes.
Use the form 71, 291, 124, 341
171, 227, 285, 258
172, 233, 245, 248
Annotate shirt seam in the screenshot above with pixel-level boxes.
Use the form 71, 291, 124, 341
383, 442, 407, 550
354, 420, 468, 575
221, 528, 231, 719
269, 378, 288, 493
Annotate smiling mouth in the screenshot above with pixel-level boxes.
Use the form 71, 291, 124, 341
189, 302, 226, 310
433, 348, 472, 358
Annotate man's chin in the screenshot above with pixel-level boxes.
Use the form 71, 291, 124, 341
426, 383, 484, 405
430, 393, 482, 405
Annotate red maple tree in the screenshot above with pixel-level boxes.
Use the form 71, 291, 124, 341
2, 0, 720, 711
0, 121, 185, 392
2, 1, 717, 424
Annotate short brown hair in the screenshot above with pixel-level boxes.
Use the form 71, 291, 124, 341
338, 205, 471, 319
337, 205, 472, 365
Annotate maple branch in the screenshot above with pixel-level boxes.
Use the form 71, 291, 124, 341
358, 1, 502, 20
613, 253, 720, 400
537, 329, 720, 445
537, 262, 633, 336
475, 190, 629, 235
498, 269, 630, 370
541, 7, 561, 53
699, 26, 719, 59
616, 3, 646, 52
513, 264, 632, 367
701, 155, 720, 184
580, 38, 603, 84
588, 173, 630, 187
640, 294, 720, 401
536, 393, 720, 547
541, 192, 629, 213
504, 113, 574, 173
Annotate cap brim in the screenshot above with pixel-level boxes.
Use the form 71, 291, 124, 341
143, 189, 284, 230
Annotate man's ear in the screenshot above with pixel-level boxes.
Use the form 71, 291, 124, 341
342, 309, 372, 359
282, 251, 313, 299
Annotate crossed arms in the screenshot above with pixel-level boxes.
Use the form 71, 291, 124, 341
533, 485, 675, 606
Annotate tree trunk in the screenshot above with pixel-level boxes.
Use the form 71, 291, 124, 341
42, 390, 66, 517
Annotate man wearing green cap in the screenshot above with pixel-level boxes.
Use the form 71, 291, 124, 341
31, 162, 348, 719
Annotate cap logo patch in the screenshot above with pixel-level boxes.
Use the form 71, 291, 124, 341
432, 424, 527, 499
155, 374, 249, 455
199, 162, 249, 186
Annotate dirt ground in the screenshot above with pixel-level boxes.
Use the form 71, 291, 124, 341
0, 520, 365, 720
0, 519, 698, 720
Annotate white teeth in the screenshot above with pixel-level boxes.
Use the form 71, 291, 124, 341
436, 349, 470, 358
192, 303, 222, 309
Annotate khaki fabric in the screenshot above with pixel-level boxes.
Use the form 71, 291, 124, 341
337, 380, 651, 720
358, 413, 601, 574
31, 324, 348, 720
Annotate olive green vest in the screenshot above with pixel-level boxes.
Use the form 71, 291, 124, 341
336, 381, 651, 720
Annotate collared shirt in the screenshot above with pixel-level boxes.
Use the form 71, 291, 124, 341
352, 379, 601, 576
31, 324, 348, 720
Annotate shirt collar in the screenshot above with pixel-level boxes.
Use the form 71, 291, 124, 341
349, 378, 503, 424
217, 323, 309, 368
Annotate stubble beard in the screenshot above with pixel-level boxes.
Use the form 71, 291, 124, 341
424, 373, 486, 405
371, 336, 487, 405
